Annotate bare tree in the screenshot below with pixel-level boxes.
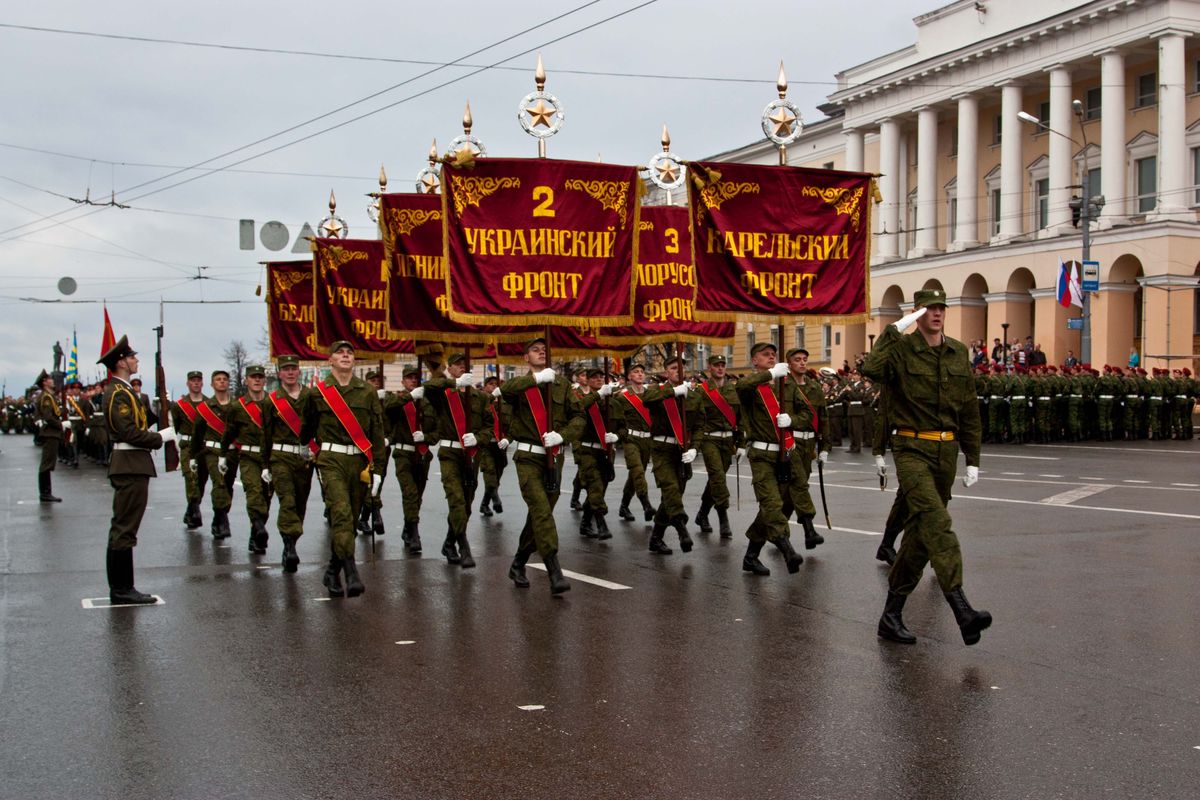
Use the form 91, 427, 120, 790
223, 339, 248, 396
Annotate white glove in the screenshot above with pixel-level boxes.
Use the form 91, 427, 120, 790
409, 386, 425, 401
496, 437, 510, 450
604, 432, 619, 444
768, 363, 789, 379
302, 447, 314, 462
261, 468, 273, 484
818, 450, 828, 464
157, 426, 176, 444
217, 456, 228, 475
893, 306, 928, 331
598, 382, 617, 398
874, 454, 886, 477
962, 465, 979, 488
681, 448, 697, 464
377, 389, 387, 399
456, 372, 475, 389
673, 383, 689, 397
492, 387, 501, 399
461, 432, 477, 448
372, 473, 383, 496
412, 430, 425, 443
188, 459, 198, 472
542, 431, 563, 448
735, 447, 745, 461
535, 368, 556, 385
775, 413, 792, 429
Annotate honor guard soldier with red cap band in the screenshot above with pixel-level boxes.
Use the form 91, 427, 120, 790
862, 288, 991, 647
499, 337, 585, 595
641, 357, 702, 555
98, 335, 177, 604
261, 354, 314, 573
170, 370, 208, 529
384, 365, 433, 554
222, 364, 273, 556
33, 369, 63, 502
303, 341, 386, 598
694, 354, 740, 539
187, 370, 238, 539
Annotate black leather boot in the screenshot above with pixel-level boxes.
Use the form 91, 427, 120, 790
876, 524, 901, 565
742, 540, 769, 575
799, 514, 824, 549
188, 504, 204, 530
342, 553, 365, 597
543, 553, 571, 595
407, 522, 422, 554
579, 507, 596, 538
944, 587, 992, 646
38, 471, 62, 503
212, 508, 231, 539
716, 507, 733, 539
672, 515, 693, 553
696, 492, 713, 534
618, 487, 635, 521
441, 530, 461, 564
647, 520, 673, 554
877, 591, 917, 644
570, 480, 582, 511
248, 516, 267, 554
371, 506, 385, 536
508, 544, 534, 588
491, 491, 503, 513
108, 549, 156, 605
281, 535, 300, 573
479, 488, 494, 517
594, 513, 612, 541
638, 493, 655, 522
183, 502, 199, 528
323, 555, 344, 597
457, 533, 476, 569
355, 504, 372, 536
771, 536, 804, 574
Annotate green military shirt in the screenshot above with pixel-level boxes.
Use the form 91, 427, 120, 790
421, 376, 494, 445
499, 373, 584, 461
641, 382, 702, 443
261, 387, 312, 460
577, 392, 617, 444
696, 377, 740, 440
384, 391, 427, 448
611, 385, 652, 439
736, 369, 788, 446
303, 375, 387, 475
221, 394, 268, 456
187, 398, 234, 460
170, 395, 207, 439
784, 372, 832, 450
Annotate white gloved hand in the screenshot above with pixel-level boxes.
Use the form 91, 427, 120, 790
818, 450, 828, 464
412, 430, 425, 443
604, 432, 619, 444
775, 413, 792, 429
377, 389, 387, 399
372, 473, 383, 496
496, 437, 510, 450
681, 448, 697, 464
768, 362, 789, 379
157, 426, 176, 444
893, 306, 928, 331
217, 456, 228, 475
188, 459, 198, 472
874, 454, 887, 477
302, 447, 314, 462
409, 386, 425, 401
735, 447, 746, 461
456, 372, 475, 389
535, 368, 557, 385
673, 383, 689, 397
491, 387, 501, 399
542, 431, 563, 448
461, 432, 477, 448
962, 465, 979, 488
598, 382, 617, 398
261, 468, 273, 484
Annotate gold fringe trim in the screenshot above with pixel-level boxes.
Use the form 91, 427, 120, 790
590, 332, 736, 347
446, 310, 635, 327
386, 328, 531, 345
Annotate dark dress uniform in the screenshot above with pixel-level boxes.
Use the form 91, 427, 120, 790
65, 389, 89, 468
187, 396, 238, 538
261, 377, 314, 573
642, 378, 702, 554
611, 381, 656, 521
34, 376, 63, 501
384, 384, 432, 553
221, 386, 273, 555
694, 370, 740, 538
170, 385, 209, 528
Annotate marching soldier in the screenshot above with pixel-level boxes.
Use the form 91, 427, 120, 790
478, 375, 509, 518
575, 368, 620, 540
304, 341, 386, 598
221, 365, 273, 555
385, 365, 432, 554
611, 363, 656, 522
642, 357, 701, 555
187, 370, 238, 539
357, 369, 390, 539
781, 347, 831, 550
423, 352, 493, 568
261, 355, 314, 572
170, 371, 209, 529
736, 342, 806, 577
34, 370, 63, 502
872, 382, 906, 566
568, 370, 591, 511
863, 289, 990, 647
694, 354, 740, 539
500, 337, 584, 595
97, 335, 177, 604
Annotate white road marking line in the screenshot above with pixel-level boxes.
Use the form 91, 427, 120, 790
977, 476, 1199, 493
395, 640, 415, 645
162, 516, 173, 520
790, 521, 880, 536
255, 565, 272, 570
16, 500, 23, 505
1171, 483, 1199, 488
1039, 485, 1113, 505
979, 453, 1061, 460
1038, 474, 1064, 478
1028, 444, 1199, 455
313, 597, 331, 602
1080, 476, 1105, 480
1123, 479, 1150, 484
526, 564, 631, 590
82, 596, 164, 609
1002, 472, 1024, 476
517, 705, 545, 711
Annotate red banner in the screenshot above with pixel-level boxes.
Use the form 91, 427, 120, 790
688, 162, 873, 321
442, 157, 639, 326
266, 260, 326, 361
594, 205, 734, 346
312, 238, 412, 358
380, 192, 529, 344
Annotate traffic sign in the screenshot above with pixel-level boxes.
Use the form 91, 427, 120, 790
1082, 260, 1100, 293
1067, 318, 1084, 331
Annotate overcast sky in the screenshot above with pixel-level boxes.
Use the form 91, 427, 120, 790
0, 0, 933, 394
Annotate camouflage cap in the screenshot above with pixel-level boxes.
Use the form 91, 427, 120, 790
626, 362, 646, 373
707, 354, 727, 366
275, 356, 300, 369
749, 341, 777, 357
328, 340, 355, 355
913, 288, 948, 308
186, 370, 204, 380
523, 336, 546, 352
245, 364, 266, 378
586, 368, 606, 379
785, 347, 809, 359
402, 365, 421, 379
365, 369, 382, 380
446, 352, 468, 366
211, 369, 230, 379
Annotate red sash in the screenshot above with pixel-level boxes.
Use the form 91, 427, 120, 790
446, 389, 477, 457
196, 402, 226, 437
524, 386, 559, 456
587, 403, 609, 446
316, 381, 372, 462
660, 386, 687, 446
239, 396, 264, 428
492, 401, 504, 443
402, 401, 429, 456
623, 389, 651, 427
757, 383, 794, 450
269, 391, 303, 437
702, 381, 737, 428
792, 378, 819, 437
176, 398, 198, 423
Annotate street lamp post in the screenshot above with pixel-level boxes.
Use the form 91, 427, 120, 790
1001, 322, 1010, 366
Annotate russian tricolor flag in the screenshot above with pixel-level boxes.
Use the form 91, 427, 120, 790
1057, 258, 1083, 309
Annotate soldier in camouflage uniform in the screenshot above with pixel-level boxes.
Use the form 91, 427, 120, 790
782, 347, 832, 549
385, 366, 432, 553
694, 354, 740, 539
357, 370, 391, 538
221, 365, 273, 555
34, 370, 63, 502
477, 375, 509, 518
1008, 365, 1031, 444
170, 370, 208, 529
575, 368, 621, 541
862, 289, 991, 647
642, 357, 702, 555
1120, 367, 1143, 440
187, 370, 238, 539
844, 370, 866, 452
611, 364, 656, 522
1095, 365, 1119, 441
260, 355, 313, 573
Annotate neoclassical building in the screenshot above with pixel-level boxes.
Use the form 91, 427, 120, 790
677, 0, 1200, 372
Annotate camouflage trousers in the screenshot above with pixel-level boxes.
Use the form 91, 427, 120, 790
787, 439, 817, 518
479, 444, 507, 492
270, 453, 313, 538
316, 452, 370, 560
203, 449, 238, 512
650, 443, 689, 525
621, 436, 652, 498
514, 451, 566, 559
238, 454, 272, 526
697, 436, 734, 510
745, 451, 793, 544
181, 447, 209, 504
392, 448, 431, 524
439, 448, 480, 539
575, 448, 612, 515
888, 436, 964, 595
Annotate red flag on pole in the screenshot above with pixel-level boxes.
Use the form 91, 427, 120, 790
100, 304, 117, 379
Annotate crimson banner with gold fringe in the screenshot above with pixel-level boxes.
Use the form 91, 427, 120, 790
594, 205, 734, 346
265, 260, 325, 361
688, 162, 873, 321
442, 157, 640, 326
311, 238, 412, 358
380, 192, 530, 344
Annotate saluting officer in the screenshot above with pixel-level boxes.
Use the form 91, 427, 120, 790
642, 357, 702, 555
221, 365, 273, 555
171, 370, 209, 529
34, 370, 63, 502
261, 355, 314, 573
863, 289, 991, 647
575, 368, 621, 541
385, 365, 432, 554
694, 354, 740, 539
187, 370, 237, 539
98, 335, 177, 604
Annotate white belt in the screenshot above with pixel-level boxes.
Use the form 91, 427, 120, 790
652, 435, 679, 445
321, 442, 363, 456
706, 430, 734, 438
748, 440, 780, 452
113, 442, 150, 451
1011, 395, 1026, 400
274, 443, 306, 455
1070, 394, 1083, 398
627, 429, 651, 438
68, 416, 83, 422
393, 443, 418, 453
1037, 396, 1052, 401
1177, 395, 1189, 399
438, 439, 463, 449
204, 440, 222, 450
516, 442, 547, 454
1098, 395, 1115, 399
1126, 394, 1140, 398
178, 433, 191, 443
793, 431, 815, 440
578, 441, 607, 450
240, 445, 262, 454
989, 395, 1004, 399
849, 401, 863, 406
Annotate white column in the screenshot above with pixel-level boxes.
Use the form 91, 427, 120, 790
1097, 49, 1127, 229
910, 107, 940, 256
898, 131, 910, 259
878, 119, 900, 262
995, 82, 1024, 242
1149, 29, 1192, 220
1044, 65, 1074, 235
951, 93, 979, 250
844, 128, 865, 172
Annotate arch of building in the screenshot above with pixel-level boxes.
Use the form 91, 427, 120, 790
1093, 253, 1144, 368
948, 273, 989, 349
984, 267, 1035, 352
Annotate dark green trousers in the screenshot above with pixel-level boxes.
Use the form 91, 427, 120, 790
479, 444, 506, 492
650, 443, 687, 524
515, 452, 565, 558
745, 452, 792, 543
786, 440, 817, 517
697, 437, 734, 510
182, 449, 209, 504
363, 446, 391, 511
621, 436, 651, 497
39, 436, 58, 472
271, 454, 313, 538
238, 454, 271, 523
392, 449, 430, 524
316, 452, 368, 559
576, 448, 611, 515
439, 449, 479, 539
888, 437, 964, 595
204, 450, 237, 512
108, 474, 150, 550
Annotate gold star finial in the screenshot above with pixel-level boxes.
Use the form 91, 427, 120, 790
655, 158, 680, 185
768, 105, 796, 137
526, 99, 554, 128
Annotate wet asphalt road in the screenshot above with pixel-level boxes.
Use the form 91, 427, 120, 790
1, 433, 1198, 799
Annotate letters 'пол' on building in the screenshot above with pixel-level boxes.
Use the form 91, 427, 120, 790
656, 0, 1200, 372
